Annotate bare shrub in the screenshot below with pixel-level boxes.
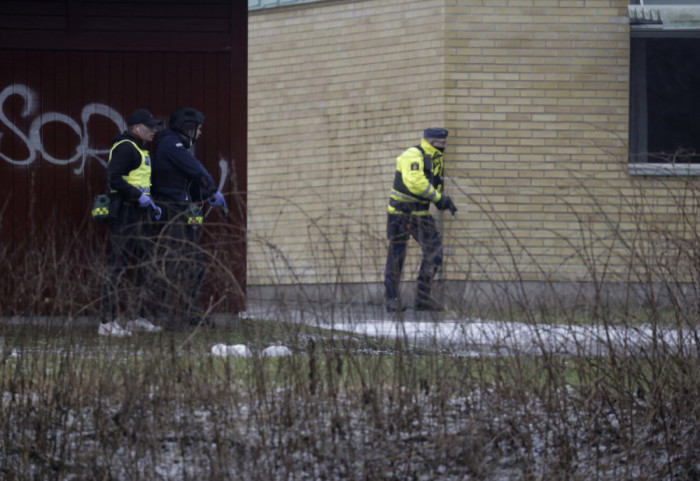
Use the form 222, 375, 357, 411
1, 167, 700, 480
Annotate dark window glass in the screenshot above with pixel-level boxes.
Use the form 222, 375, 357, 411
630, 37, 700, 163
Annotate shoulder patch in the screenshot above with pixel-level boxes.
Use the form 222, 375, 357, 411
411, 162, 420, 171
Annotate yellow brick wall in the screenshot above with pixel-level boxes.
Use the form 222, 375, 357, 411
248, 0, 698, 294
248, 0, 450, 286
441, 0, 633, 284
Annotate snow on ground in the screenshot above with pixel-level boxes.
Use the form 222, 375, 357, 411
2, 302, 699, 479
1, 301, 697, 358
242, 301, 700, 356
321, 318, 700, 356
211, 344, 292, 357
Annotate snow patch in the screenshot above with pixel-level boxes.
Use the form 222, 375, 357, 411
211, 344, 251, 357
210, 344, 293, 357
262, 345, 292, 357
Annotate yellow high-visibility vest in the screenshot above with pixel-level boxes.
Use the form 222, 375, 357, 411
387, 138, 444, 216
108, 139, 151, 194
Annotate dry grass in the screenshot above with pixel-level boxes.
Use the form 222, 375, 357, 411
1, 176, 700, 480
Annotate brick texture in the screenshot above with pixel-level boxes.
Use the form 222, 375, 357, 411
248, 0, 695, 293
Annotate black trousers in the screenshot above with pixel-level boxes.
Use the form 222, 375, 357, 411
101, 199, 155, 322
151, 203, 205, 327
383, 213, 443, 303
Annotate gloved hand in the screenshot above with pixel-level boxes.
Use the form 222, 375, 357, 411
435, 195, 457, 215
208, 191, 227, 208
447, 198, 457, 215
138, 193, 156, 210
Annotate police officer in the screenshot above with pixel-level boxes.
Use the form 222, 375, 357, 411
384, 127, 457, 312
100, 109, 163, 336
151, 107, 227, 329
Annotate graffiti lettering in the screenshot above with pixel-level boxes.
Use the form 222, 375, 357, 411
0, 84, 125, 174
217, 159, 229, 192
1, 84, 230, 187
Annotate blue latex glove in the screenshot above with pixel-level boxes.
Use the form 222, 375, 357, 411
152, 204, 162, 220
209, 191, 227, 208
138, 193, 156, 210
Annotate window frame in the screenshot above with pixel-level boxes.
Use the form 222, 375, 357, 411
628, 4, 700, 176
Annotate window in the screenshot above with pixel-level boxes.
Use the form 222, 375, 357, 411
628, 2, 700, 175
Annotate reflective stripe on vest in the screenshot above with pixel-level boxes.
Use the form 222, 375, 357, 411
108, 139, 152, 194
387, 144, 439, 215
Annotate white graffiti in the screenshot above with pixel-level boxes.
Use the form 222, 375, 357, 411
0, 83, 125, 174
0, 83, 231, 187
217, 158, 229, 192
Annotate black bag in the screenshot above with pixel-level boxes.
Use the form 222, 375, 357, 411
91, 194, 110, 222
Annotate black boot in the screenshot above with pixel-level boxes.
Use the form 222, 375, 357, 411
415, 296, 444, 312
415, 276, 443, 311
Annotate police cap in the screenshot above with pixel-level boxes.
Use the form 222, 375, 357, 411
423, 127, 449, 140
127, 109, 161, 128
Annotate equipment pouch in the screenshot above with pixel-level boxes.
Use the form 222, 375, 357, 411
91, 194, 110, 222
186, 204, 203, 226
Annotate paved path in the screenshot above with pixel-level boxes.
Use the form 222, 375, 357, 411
3, 301, 697, 357
242, 300, 700, 357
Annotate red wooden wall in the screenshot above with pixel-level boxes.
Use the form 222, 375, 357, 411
0, 1, 247, 314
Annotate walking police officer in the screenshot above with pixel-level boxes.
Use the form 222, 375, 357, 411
384, 127, 457, 313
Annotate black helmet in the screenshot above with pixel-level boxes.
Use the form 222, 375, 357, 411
169, 107, 205, 133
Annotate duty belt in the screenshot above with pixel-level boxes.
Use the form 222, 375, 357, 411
389, 197, 429, 213
109, 186, 150, 195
